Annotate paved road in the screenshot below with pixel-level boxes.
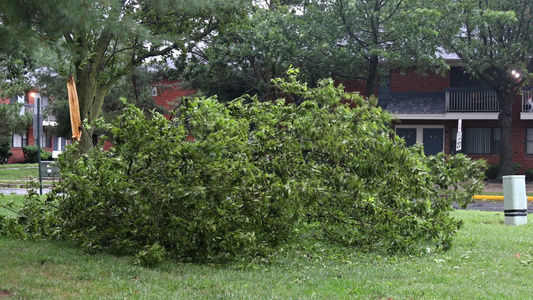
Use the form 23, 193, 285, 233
457, 200, 533, 212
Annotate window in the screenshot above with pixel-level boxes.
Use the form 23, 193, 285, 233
12, 132, 28, 148
450, 67, 486, 88
41, 131, 52, 148
53, 137, 70, 151
151, 86, 158, 97
527, 128, 533, 154
451, 127, 500, 154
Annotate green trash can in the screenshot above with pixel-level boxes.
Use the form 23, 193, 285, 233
40, 161, 60, 178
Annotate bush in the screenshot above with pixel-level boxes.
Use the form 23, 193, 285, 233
0, 138, 13, 162
22, 145, 52, 163
526, 169, 533, 181
514, 162, 522, 175
485, 164, 499, 180
1, 71, 486, 260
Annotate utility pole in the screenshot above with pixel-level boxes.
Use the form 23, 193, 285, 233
35, 96, 43, 195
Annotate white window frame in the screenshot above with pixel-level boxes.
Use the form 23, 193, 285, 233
527, 128, 533, 154
12, 132, 28, 148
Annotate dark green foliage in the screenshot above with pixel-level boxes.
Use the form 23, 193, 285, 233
22, 146, 52, 163
134, 242, 167, 267
514, 162, 522, 175
486, 164, 499, 180
1, 72, 485, 260
526, 169, 533, 182
0, 186, 59, 240
0, 141, 13, 162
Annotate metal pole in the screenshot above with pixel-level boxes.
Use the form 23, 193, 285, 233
37, 97, 42, 195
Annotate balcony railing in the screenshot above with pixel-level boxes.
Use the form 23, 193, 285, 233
522, 89, 533, 112
445, 88, 499, 112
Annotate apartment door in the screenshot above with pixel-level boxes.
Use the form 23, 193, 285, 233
396, 128, 417, 147
423, 128, 443, 156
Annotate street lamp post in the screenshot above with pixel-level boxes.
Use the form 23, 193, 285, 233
36, 97, 43, 195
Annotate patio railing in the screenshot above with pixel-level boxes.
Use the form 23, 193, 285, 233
445, 88, 499, 112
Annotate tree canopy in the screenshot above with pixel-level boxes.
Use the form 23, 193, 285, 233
180, 4, 322, 102
182, 0, 448, 101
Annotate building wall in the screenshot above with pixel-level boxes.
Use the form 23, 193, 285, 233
390, 68, 450, 92
7, 92, 57, 164
152, 79, 195, 112
395, 96, 533, 174
336, 78, 367, 95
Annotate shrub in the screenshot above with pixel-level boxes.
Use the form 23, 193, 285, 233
22, 145, 52, 163
485, 164, 499, 180
526, 169, 533, 181
2, 70, 486, 260
514, 162, 522, 175
0, 139, 13, 161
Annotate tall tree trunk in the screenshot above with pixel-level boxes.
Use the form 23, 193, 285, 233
365, 55, 379, 98
71, 30, 113, 154
498, 92, 516, 179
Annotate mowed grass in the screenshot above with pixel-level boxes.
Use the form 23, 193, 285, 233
2, 205, 533, 299
0, 194, 25, 217
0, 163, 59, 184
0, 166, 39, 180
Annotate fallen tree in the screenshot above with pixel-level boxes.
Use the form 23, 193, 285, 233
1, 71, 485, 263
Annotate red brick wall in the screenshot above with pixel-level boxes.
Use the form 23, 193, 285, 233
390, 68, 450, 92
152, 79, 195, 111
335, 78, 367, 95
334, 68, 450, 95
510, 97, 533, 173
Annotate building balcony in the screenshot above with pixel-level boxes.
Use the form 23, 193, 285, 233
381, 88, 500, 120
445, 87, 499, 112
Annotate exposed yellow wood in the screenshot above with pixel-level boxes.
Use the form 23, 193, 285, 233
67, 75, 82, 142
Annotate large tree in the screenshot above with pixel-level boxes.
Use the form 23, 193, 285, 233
441, 0, 533, 178
305, 0, 447, 97
183, 0, 445, 101
0, 0, 248, 153
181, 3, 324, 102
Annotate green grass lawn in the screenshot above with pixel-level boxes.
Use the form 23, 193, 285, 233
0, 163, 59, 184
0, 166, 39, 180
1, 205, 533, 299
0, 194, 25, 217
0, 163, 38, 169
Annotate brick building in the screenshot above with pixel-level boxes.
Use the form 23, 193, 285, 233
344, 61, 533, 174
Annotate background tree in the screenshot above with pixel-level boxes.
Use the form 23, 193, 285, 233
183, 0, 447, 101
305, 0, 446, 97
0, 18, 35, 97
440, 0, 533, 178
0, 0, 248, 153
180, 3, 324, 102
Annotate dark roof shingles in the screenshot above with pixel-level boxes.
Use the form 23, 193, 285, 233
379, 92, 445, 114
